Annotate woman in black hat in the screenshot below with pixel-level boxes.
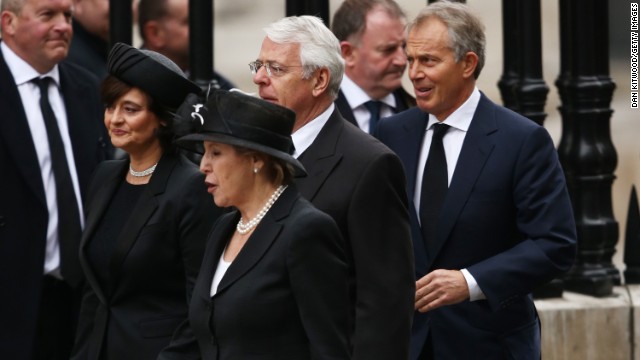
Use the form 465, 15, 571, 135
71, 43, 221, 360
159, 90, 351, 360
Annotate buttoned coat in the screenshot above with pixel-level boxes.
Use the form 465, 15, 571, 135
376, 93, 577, 359
71, 154, 219, 360
184, 186, 351, 360
296, 110, 415, 360
0, 46, 108, 359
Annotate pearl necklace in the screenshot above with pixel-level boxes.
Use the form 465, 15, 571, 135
129, 163, 158, 177
237, 185, 287, 235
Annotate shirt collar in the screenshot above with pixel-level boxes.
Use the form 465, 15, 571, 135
291, 103, 335, 158
341, 74, 396, 110
427, 87, 481, 132
1, 42, 61, 87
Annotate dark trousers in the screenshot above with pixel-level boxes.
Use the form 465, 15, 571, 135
33, 276, 79, 360
417, 332, 434, 360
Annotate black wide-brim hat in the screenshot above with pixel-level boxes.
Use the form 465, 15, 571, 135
176, 90, 306, 177
107, 42, 201, 109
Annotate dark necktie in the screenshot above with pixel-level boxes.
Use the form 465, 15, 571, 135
33, 77, 83, 286
364, 100, 382, 134
419, 123, 450, 246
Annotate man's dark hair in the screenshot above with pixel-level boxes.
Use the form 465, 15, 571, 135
331, 0, 405, 43
137, 0, 169, 43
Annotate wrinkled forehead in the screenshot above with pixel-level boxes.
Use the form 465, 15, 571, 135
22, 0, 73, 12
259, 37, 301, 63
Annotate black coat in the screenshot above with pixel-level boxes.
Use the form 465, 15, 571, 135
295, 110, 415, 360
161, 186, 351, 360
72, 154, 220, 360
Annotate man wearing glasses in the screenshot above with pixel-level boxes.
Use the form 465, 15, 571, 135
250, 15, 415, 360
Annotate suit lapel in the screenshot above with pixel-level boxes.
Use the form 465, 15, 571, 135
195, 214, 236, 302
400, 111, 429, 204
392, 87, 417, 112
214, 187, 297, 295
296, 111, 344, 201
335, 90, 358, 126
427, 95, 497, 266
107, 155, 178, 286
0, 50, 46, 207
79, 161, 127, 303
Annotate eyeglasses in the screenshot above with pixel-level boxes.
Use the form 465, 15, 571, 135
248, 60, 302, 77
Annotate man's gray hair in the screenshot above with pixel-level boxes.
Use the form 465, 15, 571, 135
408, 0, 485, 79
1, 0, 24, 13
263, 15, 344, 99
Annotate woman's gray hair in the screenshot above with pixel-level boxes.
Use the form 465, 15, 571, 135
408, 1, 485, 79
263, 15, 344, 99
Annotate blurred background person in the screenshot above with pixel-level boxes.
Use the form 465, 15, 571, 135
160, 89, 351, 359
67, 0, 110, 79
71, 43, 220, 360
252, 15, 414, 360
331, 0, 415, 134
137, 0, 235, 90
0, 0, 109, 358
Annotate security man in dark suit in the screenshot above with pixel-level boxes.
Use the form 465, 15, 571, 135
331, 0, 416, 134
0, 0, 109, 358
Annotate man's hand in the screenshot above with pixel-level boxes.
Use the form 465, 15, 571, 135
415, 269, 470, 313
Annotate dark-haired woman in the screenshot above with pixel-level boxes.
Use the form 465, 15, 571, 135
71, 43, 220, 360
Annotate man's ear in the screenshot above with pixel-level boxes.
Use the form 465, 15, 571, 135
1, 11, 17, 37
143, 20, 165, 48
461, 51, 479, 79
311, 67, 330, 97
340, 40, 358, 69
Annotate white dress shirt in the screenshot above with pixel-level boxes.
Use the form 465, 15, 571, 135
414, 87, 485, 301
1, 42, 84, 278
210, 251, 232, 296
340, 75, 396, 132
291, 103, 335, 158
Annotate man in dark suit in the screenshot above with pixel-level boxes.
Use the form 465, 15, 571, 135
376, 2, 577, 359
331, 0, 415, 133
0, 0, 109, 358
252, 15, 415, 360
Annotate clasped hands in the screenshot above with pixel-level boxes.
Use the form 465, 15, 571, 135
415, 269, 470, 313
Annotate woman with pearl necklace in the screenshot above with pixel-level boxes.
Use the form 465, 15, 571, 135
72, 43, 221, 360
160, 89, 352, 360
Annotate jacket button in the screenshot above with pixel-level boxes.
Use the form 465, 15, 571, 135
0, 216, 5, 227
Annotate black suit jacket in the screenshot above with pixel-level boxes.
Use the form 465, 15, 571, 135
161, 186, 351, 360
72, 154, 219, 360
295, 110, 414, 360
0, 46, 108, 359
376, 94, 577, 359
335, 87, 416, 128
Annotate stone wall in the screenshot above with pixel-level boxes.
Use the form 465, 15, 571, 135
537, 286, 638, 359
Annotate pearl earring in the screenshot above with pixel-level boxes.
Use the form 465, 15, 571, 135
253, 167, 259, 174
